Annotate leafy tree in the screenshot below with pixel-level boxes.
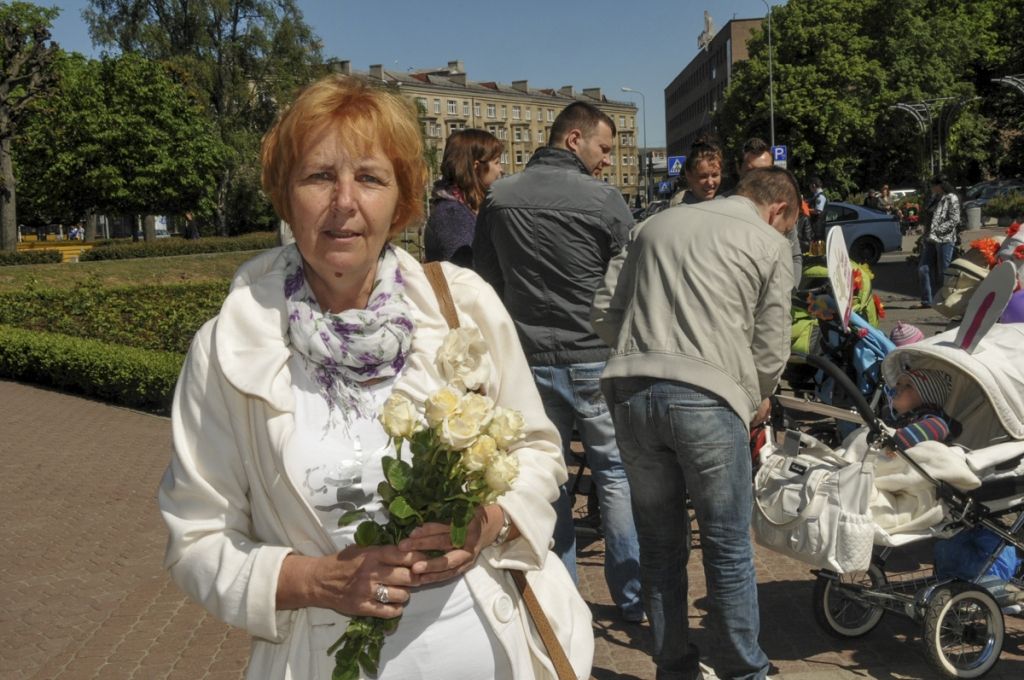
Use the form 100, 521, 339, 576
716, 0, 1010, 195
84, 0, 323, 235
16, 52, 226, 237
0, 1, 58, 251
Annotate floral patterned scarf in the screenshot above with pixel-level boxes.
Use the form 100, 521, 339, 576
282, 243, 415, 421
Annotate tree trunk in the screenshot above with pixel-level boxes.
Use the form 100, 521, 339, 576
85, 213, 98, 241
143, 214, 156, 242
0, 136, 18, 253
215, 169, 231, 237
133, 214, 141, 241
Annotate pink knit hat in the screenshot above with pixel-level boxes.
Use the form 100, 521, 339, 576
890, 322, 925, 347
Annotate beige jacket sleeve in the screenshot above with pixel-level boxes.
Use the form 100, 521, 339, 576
159, 323, 294, 643
751, 236, 795, 398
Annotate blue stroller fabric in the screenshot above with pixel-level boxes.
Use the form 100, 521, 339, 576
934, 526, 1022, 581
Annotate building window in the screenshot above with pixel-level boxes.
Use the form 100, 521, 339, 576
514, 128, 522, 142
515, 150, 524, 165
500, 105, 507, 119
610, 153, 616, 164
630, 117, 635, 129
523, 129, 531, 142
512, 106, 520, 120
547, 109, 554, 122
501, 151, 509, 164
474, 102, 481, 117
525, 108, 531, 121
416, 97, 427, 112
463, 101, 470, 116
447, 100, 458, 115
487, 103, 496, 118
433, 99, 441, 114
537, 129, 545, 143
619, 115, 625, 128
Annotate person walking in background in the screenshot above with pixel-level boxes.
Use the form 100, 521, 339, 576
423, 128, 504, 267
808, 176, 828, 245
726, 137, 801, 283
473, 101, 644, 623
669, 136, 723, 206
918, 174, 961, 309
592, 166, 798, 680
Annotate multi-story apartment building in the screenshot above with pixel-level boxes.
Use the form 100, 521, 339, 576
330, 60, 641, 206
664, 17, 760, 157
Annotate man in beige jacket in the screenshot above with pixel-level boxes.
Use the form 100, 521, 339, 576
591, 167, 798, 680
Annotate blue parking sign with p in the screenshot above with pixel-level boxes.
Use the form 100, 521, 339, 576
772, 145, 788, 163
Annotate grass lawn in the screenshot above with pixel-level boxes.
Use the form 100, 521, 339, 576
0, 250, 259, 292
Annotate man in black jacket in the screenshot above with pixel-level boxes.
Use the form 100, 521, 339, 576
474, 102, 643, 623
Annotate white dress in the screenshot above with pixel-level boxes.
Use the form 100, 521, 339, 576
284, 354, 513, 679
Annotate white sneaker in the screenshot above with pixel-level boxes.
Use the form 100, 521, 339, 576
699, 662, 720, 680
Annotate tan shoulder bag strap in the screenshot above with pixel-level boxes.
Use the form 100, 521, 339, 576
421, 260, 578, 680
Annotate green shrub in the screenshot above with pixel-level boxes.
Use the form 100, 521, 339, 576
80, 232, 278, 261
982, 192, 1024, 219
0, 325, 182, 413
0, 280, 228, 354
0, 250, 62, 267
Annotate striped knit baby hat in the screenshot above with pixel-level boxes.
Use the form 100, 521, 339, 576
890, 322, 925, 347
903, 369, 952, 409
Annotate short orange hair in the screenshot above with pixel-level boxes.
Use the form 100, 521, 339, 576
260, 75, 427, 235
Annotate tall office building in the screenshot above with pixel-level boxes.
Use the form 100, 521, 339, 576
664, 17, 760, 157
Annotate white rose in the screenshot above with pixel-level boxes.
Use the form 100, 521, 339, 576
425, 385, 463, 427
462, 434, 497, 472
458, 392, 494, 430
484, 452, 520, 495
436, 327, 491, 392
439, 413, 482, 449
487, 407, 525, 449
379, 393, 420, 438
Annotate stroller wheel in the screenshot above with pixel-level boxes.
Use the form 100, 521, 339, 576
812, 564, 886, 638
923, 583, 1004, 679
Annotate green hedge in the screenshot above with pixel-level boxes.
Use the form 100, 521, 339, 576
0, 325, 182, 413
0, 280, 227, 354
983, 192, 1024, 220
80, 232, 278, 261
0, 250, 63, 267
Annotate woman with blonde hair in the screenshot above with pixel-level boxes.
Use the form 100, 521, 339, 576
159, 74, 591, 680
424, 128, 504, 267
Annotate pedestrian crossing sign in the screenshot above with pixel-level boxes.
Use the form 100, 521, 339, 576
667, 155, 686, 177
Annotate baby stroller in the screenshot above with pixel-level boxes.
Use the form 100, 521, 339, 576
783, 259, 894, 446
755, 321, 1024, 678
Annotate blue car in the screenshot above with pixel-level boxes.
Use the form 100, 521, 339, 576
824, 201, 902, 265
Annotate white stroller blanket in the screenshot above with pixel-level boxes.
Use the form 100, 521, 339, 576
836, 429, 1023, 546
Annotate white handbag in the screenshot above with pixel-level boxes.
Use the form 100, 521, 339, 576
752, 433, 877, 574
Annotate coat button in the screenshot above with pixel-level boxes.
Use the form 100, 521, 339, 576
494, 594, 515, 622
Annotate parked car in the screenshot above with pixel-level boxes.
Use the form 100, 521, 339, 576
962, 180, 1024, 212
637, 199, 669, 221
889, 188, 918, 202
824, 201, 902, 265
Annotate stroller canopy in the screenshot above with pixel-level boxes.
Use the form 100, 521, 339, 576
882, 324, 1024, 448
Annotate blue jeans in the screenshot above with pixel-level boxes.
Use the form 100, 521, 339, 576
531, 363, 643, 619
919, 240, 955, 306
608, 377, 769, 680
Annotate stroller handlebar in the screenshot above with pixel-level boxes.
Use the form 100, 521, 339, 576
793, 351, 882, 437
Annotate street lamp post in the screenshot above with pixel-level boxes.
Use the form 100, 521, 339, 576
761, 0, 775, 149
621, 86, 650, 206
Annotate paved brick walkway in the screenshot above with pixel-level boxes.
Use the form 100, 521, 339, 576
2, 379, 1023, 680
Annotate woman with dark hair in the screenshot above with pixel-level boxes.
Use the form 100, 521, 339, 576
424, 129, 504, 267
669, 136, 723, 206
918, 174, 961, 308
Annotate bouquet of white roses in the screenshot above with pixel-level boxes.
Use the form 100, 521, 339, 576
328, 327, 524, 680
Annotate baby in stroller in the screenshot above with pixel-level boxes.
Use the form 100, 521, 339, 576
888, 368, 961, 456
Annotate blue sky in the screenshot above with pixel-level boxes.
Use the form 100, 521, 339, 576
47, 1, 785, 147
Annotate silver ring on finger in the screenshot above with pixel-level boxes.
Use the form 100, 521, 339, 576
374, 582, 390, 605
